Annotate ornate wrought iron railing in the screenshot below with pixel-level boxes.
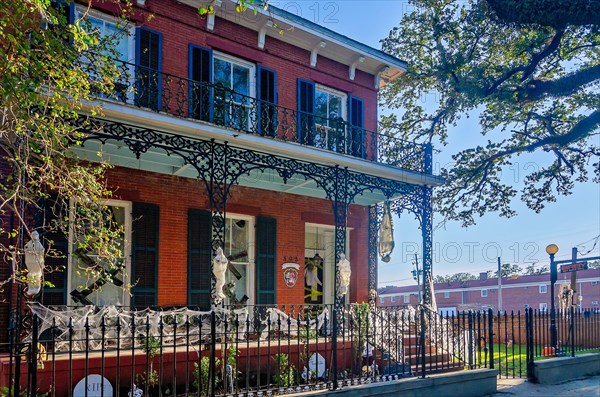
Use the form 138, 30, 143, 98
85, 60, 430, 173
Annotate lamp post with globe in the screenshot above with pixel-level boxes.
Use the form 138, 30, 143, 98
546, 243, 559, 351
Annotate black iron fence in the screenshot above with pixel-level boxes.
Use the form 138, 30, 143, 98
80, 60, 430, 173
3, 304, 599, 396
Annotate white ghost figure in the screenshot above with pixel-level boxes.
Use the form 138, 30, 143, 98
24, 231, 45, 296
212, 247, 229, 304
379, 202, 394, 263
337, 253, 351, 297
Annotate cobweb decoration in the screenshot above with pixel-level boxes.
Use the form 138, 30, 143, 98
27, 302, 250, 352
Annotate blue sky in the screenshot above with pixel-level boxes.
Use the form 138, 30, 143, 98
271, 1, 600, 285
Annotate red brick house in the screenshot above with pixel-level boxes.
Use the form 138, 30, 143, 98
1, 1, 445, 394
379, 268, 600, 314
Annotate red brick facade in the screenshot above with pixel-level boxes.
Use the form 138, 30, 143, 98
105, 166, 370, 306
379, 269, 600, 313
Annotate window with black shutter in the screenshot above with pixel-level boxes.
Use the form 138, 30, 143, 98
349, 96, 365, 158
297, 79, 315, 146
132, 203, 159, 307
258, 67, 277, 137
136, 27, 162, 111
189, 45, 212, 121
188, 209, 212, 310
256, 216, 277, 305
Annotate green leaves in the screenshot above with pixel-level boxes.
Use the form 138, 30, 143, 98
380, 0, 599, 226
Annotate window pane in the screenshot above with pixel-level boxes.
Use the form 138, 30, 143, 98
232, 64, 249, 98
329, 94, 342, 119
226, 218, 249, 262
315, 90, 328, 123
214, 58, 231, 88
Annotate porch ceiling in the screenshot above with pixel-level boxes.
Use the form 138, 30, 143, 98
73, 141, 390, 206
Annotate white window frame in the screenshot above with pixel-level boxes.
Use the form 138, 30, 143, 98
539, 302, 548, 311
539, 285, 548, 294
523, 304, 530, 309
379, 297, 385, 304
224, 213, 256, 306
403, 294, 410, 304
315, 84, 347, 124
67, 199, 132, 307
391, 295, 397, 303
74, 6, 135, 101
444, 291, 450, 299
591, 281, 598, 285
481, 289, 488, 298
592, 301, 599, 306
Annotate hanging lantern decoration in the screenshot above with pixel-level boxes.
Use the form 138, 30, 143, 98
212, 247, 229, 305
379, 201, 394, 263
24, 231, 45, 297
337, 253, 351, 297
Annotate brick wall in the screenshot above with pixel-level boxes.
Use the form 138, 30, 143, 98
104, 166, 370, 307
89, 0, 379, 132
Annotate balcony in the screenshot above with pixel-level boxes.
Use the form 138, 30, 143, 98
86, 61, 431, 175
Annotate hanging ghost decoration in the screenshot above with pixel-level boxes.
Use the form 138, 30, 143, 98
212, 247, 229, 305
24, 231, 45, 296
337, 253, 351, 297
379, 201, 394, 262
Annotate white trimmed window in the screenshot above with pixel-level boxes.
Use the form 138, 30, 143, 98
523, 304, 530, 309
68, 200, 132, 306
539, 302, 548, 311
213, 52, 256, 129
539, 285, 548, 294
591, 301, 598, 306
224, 214, 255, 305
591, 281, 598, 285
444, 291, 450, 299
403, 294, 410, 303
379, 297, 385, 304
315, 85, 347, 126
481, 289, 488, 298
391, 295, 397, 303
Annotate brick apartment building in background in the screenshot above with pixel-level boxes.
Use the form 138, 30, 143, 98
379, 268, 600, 314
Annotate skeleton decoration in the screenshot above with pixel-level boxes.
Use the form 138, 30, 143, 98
212, 247, 229, 305
337, 253, 351, 297
559, 284, 575, 311
24, 231, 45, 296
378, 201, 394, 263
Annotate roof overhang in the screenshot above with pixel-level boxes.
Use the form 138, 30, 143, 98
176, 0, 406, 88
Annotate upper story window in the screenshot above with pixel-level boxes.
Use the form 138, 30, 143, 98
539, 285, 547, 293
379, 297, 385, 304
315, 85, 346, 127
444, 291, 450, 299
391, 295, 397, 303
75, 7, 134, 64
212, 52, 256, 130
403, 294, 410, 303
481, 289, 488, 298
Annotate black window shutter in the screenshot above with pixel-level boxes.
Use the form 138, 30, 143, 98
297, 79, 315, 146
258, 67, 277, 137
189, 45, 212, 121
256, 216, 277, 305
136, 27, 162, 111
349, 96, 365, 158
132, 203, 159, 308
188, 209, 212, 310
41, 196, 68, 306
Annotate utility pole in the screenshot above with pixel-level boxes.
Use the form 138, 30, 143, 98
497, 257, 503, 313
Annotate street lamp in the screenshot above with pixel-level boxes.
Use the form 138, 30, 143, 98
546, 244, 559, 351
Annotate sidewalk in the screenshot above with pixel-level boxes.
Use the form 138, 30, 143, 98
489, 375, 600, 396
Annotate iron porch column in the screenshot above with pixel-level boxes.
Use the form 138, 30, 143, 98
421, 143, 434, 308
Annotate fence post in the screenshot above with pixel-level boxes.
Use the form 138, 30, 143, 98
467, 311, 474, 370
419, 306, 426, 378
332, 305, 338, 390
526, 308, 535, 381
29, 314, 39, 397
487, 309, 494, 370
570, 306, 575, 357
210, 310, 217, 397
